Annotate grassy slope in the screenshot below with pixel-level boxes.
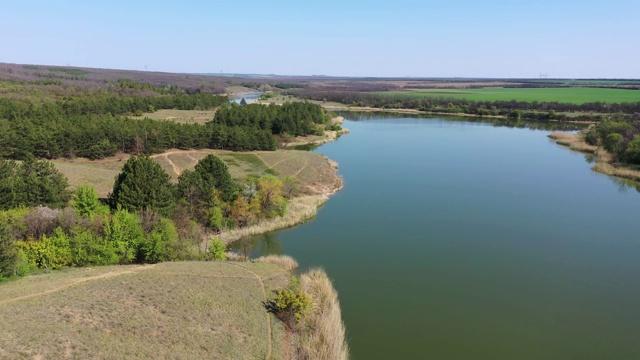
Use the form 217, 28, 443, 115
0, 262, 289, 359
381, 87, 640, 104
131, 109, 218, 124
53, 149, 339, 198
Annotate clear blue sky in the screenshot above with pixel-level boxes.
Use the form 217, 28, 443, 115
1, 0, 638, 78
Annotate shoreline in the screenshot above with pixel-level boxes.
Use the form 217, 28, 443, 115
549, 132, 640, 183
321, 104, 595, 124
219, 125, 347, 244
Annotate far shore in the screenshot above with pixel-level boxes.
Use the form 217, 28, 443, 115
321, 104, 595, 124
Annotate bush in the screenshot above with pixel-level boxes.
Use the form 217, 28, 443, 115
105, 208, 144, 264
16, 227, 72, 270
208, 237, 227, 261
267, 288, 312, 327
69, 228, 118, 267
139, 218, 178, 263
73, 185, 109, 218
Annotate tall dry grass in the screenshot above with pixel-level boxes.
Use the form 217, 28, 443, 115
256, 255, 299, 271
217, 195, 328, 244
296, 268, 349, 360
548, 132, 598, 153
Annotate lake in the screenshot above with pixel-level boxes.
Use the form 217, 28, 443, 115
246, 113, 640, 359
229, 92, 261, 104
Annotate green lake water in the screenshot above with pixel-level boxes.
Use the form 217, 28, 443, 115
245, 113, 640, 359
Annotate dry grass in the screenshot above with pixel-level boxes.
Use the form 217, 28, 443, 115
549, 132, 640, 182
218, 195, 329, 244
0, 261, 290, 360
257, 150, 343, 195
130, 109, 218, 124
225, 86, 258, 95
256, 255, 299, 272
548, 132, 598, 153
53, 149, 286, 197
296, 268, 349, 360
52, 156, 130, 197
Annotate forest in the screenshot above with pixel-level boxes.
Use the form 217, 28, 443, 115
0, 87, 330, 159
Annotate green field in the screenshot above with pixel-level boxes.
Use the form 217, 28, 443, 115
381, 87, 640, 104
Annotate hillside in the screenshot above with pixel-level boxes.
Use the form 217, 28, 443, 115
0, 262, 290, 359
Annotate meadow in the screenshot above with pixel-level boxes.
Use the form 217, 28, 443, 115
0, 261, 290, 359
52, 149, 340, 197
380, 87, 640, 104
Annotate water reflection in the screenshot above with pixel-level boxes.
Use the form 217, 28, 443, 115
229, 232, 282, 258
607, 175, 640, 193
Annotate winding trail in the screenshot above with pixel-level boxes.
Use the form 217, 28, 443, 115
225, 262, 273, 360
264, 155, 297, 171
0, 265, 156, 307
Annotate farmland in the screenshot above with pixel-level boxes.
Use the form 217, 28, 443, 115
379, 87, 640, 104
0, 261, 290, 359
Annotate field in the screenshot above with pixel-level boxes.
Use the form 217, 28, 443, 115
131, 109, 218, 124
379, 87, 640, 104
53, 149, 341, 197
0, 261, 290, 359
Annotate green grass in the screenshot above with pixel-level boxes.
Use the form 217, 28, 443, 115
380, 87, 640, 104
0, 262, 289, 359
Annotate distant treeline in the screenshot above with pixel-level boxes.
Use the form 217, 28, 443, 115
0, 92, 228, 119
0, 93, 280, 159
212, 102, 328, 137
294, 90, 640, 121
0, 93, 328, 160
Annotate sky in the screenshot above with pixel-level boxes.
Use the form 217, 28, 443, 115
1, 0, 638, 78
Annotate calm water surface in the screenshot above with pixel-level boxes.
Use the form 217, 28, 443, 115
248, 113, 640, 359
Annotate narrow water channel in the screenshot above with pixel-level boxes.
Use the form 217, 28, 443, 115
247, 113, 640, 359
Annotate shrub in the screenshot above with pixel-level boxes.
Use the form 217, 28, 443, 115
267, 288, 312, 327
69, 228, 118, 267
16, 227, 72, 270
104, 207, 144, 264
73, 185, 109, 218
208, 237, 227, 261
139, 218, 178, 263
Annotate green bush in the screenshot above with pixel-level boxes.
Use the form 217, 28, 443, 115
268, 288, 313, 327
73, 185, 109, 218
16, 227, 72, 270
139, 218, 178, 263
208, 237, 227, 261
105, 208, 144, 264
69, 228, 118, 267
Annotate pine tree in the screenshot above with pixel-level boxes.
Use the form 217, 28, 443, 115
110, 156, 175, 215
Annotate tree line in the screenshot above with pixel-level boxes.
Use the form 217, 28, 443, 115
292, 90, 640, 121
0, 154, 299, 279
586, 118, 640, 165
212, 102, 328, 136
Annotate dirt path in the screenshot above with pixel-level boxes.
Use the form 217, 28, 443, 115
291, 157, 309, 178
225, 262, 273, 360
263, 155, 296, 170
0, 265, 156, 307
